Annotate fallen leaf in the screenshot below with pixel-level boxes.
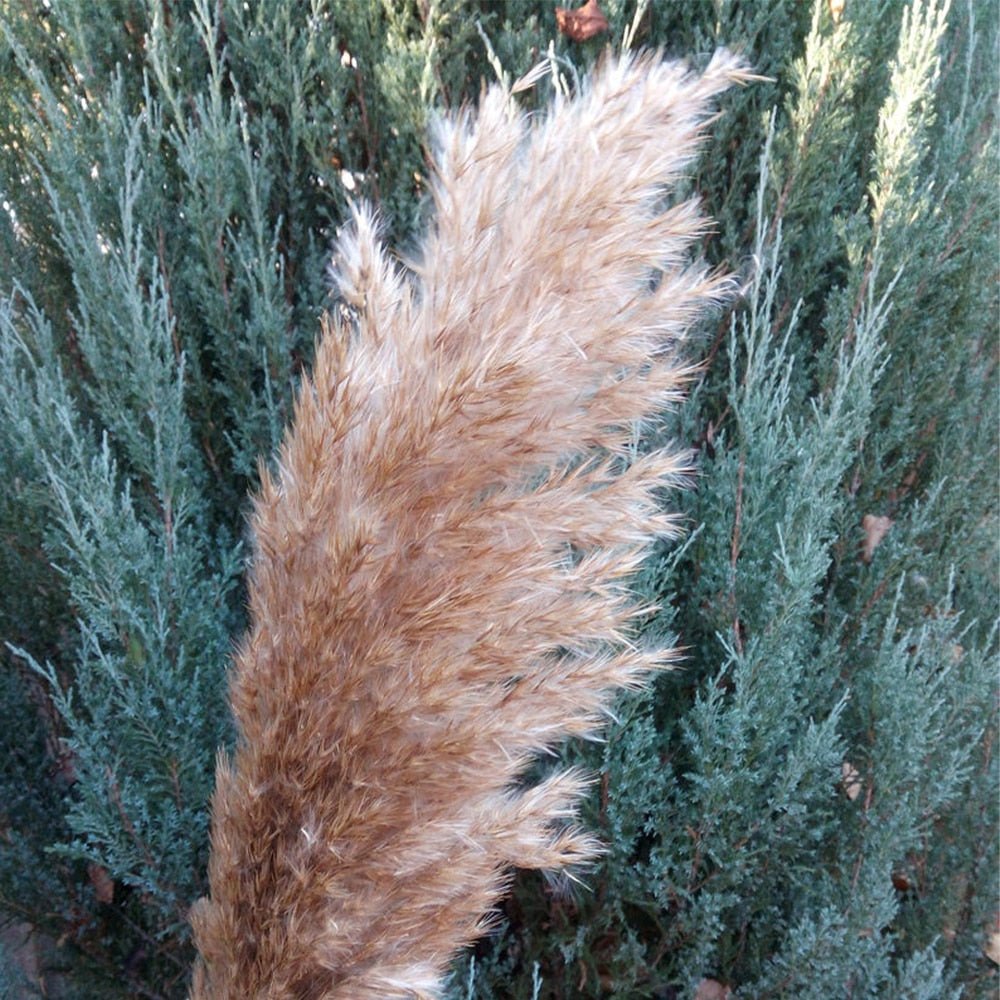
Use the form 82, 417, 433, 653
555, 0, 609, 42
861, 513, 893, 564
841, 761, 862, 801
891, 870, 914, 893
694, 980, 732, 1000
984, 915, 1000, 965
88, 863, 114, 904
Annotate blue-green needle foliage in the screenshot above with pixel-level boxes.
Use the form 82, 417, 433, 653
0, 1, 994, 997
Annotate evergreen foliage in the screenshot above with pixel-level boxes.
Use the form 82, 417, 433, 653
0, 1, 995, 997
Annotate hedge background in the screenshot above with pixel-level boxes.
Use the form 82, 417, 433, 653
0, 1, 996, 997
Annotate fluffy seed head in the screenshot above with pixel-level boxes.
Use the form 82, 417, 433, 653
190, 49, 747, 1000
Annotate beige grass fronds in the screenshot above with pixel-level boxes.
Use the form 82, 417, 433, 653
190, 49, 747, 1000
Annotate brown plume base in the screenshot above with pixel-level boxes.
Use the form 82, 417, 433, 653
190, 49, 746, 1000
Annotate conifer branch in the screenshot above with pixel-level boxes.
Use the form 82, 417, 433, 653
189, 50, 746, 999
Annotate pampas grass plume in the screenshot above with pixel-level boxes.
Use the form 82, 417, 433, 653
190, 49, 747, 999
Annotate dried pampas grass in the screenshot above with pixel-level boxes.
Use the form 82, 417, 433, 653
190, 49, 747, 1000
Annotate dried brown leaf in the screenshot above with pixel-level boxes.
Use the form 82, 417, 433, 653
88, 863, 114, 904
694, 979, 732, 1000
985, 915, 1000, 965
841, 761, 862, 801
891, 870, 915, 893
555, 0, 609, 42
861, 513, 893, 563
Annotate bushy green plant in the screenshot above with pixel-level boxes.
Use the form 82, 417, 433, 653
0, 1, 995, 996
